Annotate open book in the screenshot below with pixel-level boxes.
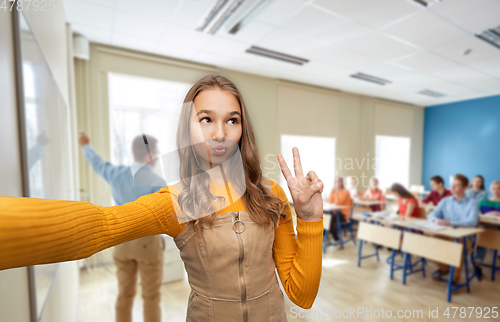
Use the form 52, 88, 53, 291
406, 221, 448, 231
369, 211, 400, 221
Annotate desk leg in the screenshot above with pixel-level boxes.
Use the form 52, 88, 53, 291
447, 266, 455, 303
336, 211, 344, 249
390, 249, 396, 280
358, 240, 363, 267
492, 250, 498, 281
462, 237, 470, 293
403, 253, 409, 285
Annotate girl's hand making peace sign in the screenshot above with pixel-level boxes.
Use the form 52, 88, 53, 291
277, 147, 324, 222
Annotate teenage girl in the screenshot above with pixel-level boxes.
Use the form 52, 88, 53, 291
390, 183, 419, 218
361, 177, 384, 211
466, 175, 488, 203
0, 75, 324, 321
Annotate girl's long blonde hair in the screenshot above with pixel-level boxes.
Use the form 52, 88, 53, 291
176, 75, 285, 235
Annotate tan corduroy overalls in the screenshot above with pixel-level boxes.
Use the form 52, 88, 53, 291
173, 177, 288, 322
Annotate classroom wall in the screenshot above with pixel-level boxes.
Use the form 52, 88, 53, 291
0, 9, 32, 322
422, 94, 500, 191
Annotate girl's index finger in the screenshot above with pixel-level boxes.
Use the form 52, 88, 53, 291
292, 147, 304, 178
277, 153, 293, 181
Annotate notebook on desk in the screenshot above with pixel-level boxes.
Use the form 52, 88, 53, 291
406, 221, 448, 231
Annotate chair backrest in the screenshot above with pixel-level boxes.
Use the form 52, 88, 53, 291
402, 232, 463, 267
417, 207, 427, 219
357, 222, 402, 249
476, 228, 500, 251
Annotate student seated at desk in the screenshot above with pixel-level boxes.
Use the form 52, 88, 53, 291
360, 177, 384, 211
466, 175, 488, 203
474, 180, 500, 277
347, 176, 358, 199
390, 183, 419, 218
328, 176, 352, 241
428, 174, 479, 284
422, 175, 451, 206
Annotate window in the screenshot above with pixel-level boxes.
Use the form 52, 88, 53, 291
108, 73, 191, 204
280, 135, 336, 202
109, 73, 191, 163
375, 135, 411, 191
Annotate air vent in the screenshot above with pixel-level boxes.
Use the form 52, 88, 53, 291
418, 89, 446, 98
476, 26, 500, 50
246, 46, 309, 65
350, 72, 391, 85
410, 0, 441, 7
196, 0, 273, 35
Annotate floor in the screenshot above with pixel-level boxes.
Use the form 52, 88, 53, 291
77, 235, 499, 322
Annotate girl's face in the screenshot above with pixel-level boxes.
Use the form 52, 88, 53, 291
370, 179, 378, 189
336, 178, 344, 189
190, 89, 242, 168
472, 177, 483, 189
491, 183, 500, 198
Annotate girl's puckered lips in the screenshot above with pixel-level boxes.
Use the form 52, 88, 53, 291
213, 145, 226, 155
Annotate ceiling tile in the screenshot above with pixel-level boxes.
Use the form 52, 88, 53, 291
315, 47, 383, 70
63, 0, 115, 30
111, 33, 158, 53
161, 24, 214, 50
71, 23, 112, 44
430, 35, 500, 64
193, 51, 234, 66
384, 11, 468, 49
359, 62, 417, 82
280, 5, 371, 46
202, 37, 249, 57
113, 11, 168, 41
254, 0, 307, 26
77, 0, 115, 8
341, 31, 421, 61
155, 43, 198, 60
433, 66, 500, 92
397, 74, 478, 96
255, 28, 332, 61
312, 0, 423, 29
430, 0, 500, 34
299, 61, 354, 78
394, 51, 458, 72
218, 21, 275, 44
172, 0, 213, 29
231, 52, 302, 70
114, 0, 178, 21
468, 54, 500, 79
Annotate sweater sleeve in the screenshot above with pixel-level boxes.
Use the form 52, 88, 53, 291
0, 187, 183, 270
270, 179, 323, 309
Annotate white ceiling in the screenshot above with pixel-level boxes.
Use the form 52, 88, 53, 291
63, 0, 500, 106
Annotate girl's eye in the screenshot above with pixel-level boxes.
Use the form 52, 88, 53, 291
228, 118, 239, 125
200, 117, 211, 124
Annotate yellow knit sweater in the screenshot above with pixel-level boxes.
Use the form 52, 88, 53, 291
0, 179, 323, 309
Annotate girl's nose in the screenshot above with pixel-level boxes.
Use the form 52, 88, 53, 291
212, 122, 225, 140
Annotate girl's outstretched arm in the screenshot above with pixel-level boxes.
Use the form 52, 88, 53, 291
271, 180, 323, 309
0, 187, 182, 270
